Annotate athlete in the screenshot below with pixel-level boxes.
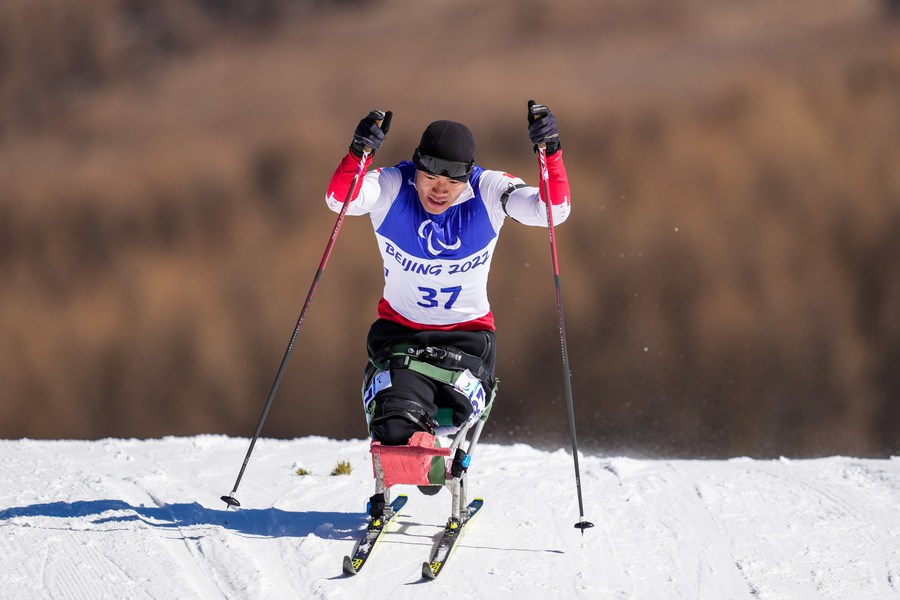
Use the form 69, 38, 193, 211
325, 101, 571, 447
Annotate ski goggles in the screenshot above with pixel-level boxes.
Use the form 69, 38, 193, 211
412, 149, 473, 182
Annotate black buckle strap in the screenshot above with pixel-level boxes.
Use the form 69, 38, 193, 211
370, 398, 437, 435
369, 493, 385, 519
450, 448, 469, 478
404, 345, 494, 389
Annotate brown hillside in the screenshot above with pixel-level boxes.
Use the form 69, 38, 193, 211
1, 0, 899, 456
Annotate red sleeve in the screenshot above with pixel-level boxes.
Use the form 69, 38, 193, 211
326, 151, 373, 203
540, 149, 571, 206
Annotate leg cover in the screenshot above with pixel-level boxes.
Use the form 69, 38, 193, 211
371, 432, 451, 489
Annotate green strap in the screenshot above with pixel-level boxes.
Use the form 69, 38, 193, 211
479, 378, 499, 422
407, 360, 459, 386
370, 344, 463, 387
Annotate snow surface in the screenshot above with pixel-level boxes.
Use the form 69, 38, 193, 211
1, 436, 899, 599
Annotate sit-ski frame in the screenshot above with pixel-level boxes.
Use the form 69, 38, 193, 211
371, 415, 488, 522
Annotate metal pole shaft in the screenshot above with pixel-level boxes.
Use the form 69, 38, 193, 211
537, 146, 593, 531
221, 147, 371, 508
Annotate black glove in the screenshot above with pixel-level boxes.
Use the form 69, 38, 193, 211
350, 109, 393, 157
527, 100, 560, 155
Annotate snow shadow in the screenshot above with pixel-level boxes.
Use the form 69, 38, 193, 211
0, 499, 365, 540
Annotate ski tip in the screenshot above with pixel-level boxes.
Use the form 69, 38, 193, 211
574, 520, 595, 533
422, 561, 438, 580
220, 495, 240, 508
342, 555, 359, 576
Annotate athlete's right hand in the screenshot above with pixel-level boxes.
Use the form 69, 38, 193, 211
350, 109, 393, 157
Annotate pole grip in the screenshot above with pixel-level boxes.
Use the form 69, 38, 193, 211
363, 109, 389, 154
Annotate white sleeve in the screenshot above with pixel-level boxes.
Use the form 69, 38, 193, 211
477, 169, 571, 228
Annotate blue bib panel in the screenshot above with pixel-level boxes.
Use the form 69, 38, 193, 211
375, 162, 497, 261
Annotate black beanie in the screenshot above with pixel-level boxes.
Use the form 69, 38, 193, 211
413, 120, 476, 181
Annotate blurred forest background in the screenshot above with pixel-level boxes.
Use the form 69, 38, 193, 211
1, 0, 898, 457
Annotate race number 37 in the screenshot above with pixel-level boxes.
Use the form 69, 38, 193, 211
417, 285, 462, 310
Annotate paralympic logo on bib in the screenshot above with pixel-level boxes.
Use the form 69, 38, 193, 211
418, 219, 461, 257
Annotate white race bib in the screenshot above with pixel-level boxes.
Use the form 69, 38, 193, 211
363, 370, 392, 417
453, 369, 486, 423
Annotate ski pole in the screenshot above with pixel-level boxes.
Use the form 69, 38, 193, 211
536, 138, 594, 533
221, 110, 389, 509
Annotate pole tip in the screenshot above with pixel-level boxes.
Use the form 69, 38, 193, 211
221, 495, 241, 508
574, 520, 594, 533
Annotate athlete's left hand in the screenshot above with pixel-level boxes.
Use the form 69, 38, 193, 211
527, 100, 561, 155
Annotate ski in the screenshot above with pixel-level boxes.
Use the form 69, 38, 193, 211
342, 494, 408, 576
421, 498, 484, 580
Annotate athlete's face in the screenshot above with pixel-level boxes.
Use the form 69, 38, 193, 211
414, 170, 467, 215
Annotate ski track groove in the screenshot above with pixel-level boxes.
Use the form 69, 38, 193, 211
0, 449, 155, 600
660, 462, 757, 599
121, 459, 310, 600
114, 473, 235, 599
746, 463, 898, 598
601, 458, 755, 599
0, 523, 44, 598
696, 459, 900, 600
